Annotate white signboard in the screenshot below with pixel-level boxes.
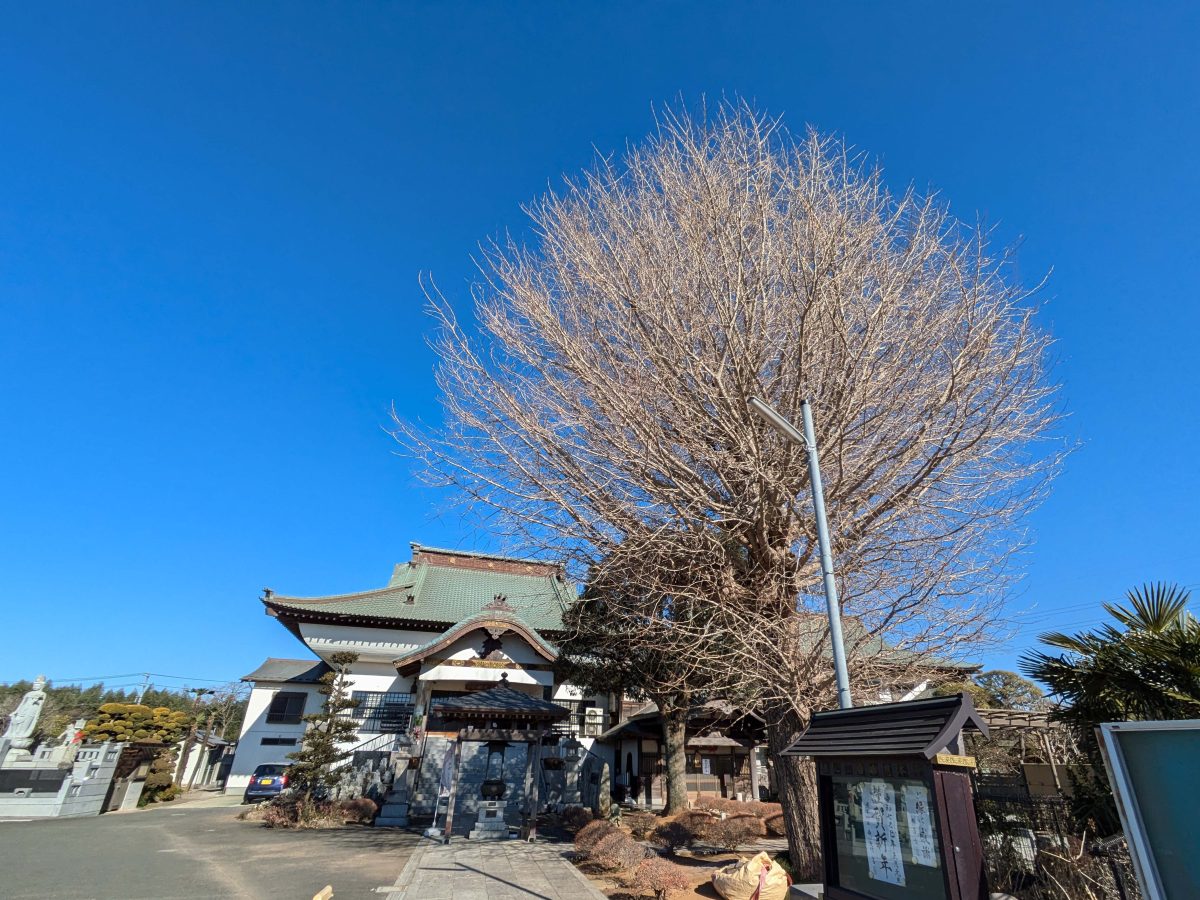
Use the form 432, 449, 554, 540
903, 784, 938, 867
861, 779, 906, 886
701, 757, 711, 775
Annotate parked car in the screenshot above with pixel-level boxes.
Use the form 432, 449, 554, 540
242, 764, 289, 803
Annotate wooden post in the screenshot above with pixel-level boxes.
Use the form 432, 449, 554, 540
521, 736, 535, 838
748, 743, 761, 801
442, 738, 464, 844
1040, 731, 1064, 795
527, 733, 542, 842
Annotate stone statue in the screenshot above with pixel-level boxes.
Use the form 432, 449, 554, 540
3, 675, 48, 751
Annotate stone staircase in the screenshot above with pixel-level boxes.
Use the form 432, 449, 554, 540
374, 781, 410, 827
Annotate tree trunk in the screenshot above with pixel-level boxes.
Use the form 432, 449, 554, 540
766, 708, 822, 880
661, 704, 689, 815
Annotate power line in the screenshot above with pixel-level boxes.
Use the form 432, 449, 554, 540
44, 671, 235, 686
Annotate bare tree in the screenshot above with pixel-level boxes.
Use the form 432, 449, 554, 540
558, 546, 751, 815
396, 101, 1063, 870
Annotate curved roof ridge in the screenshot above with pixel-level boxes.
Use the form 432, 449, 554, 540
411, 542, 561, 568
265, 584, 410, 605
392, 611, 559, 670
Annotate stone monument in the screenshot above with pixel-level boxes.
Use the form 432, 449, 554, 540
1, 675, 48, 765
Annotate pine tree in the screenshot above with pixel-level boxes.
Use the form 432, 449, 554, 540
286, 652, 360, 802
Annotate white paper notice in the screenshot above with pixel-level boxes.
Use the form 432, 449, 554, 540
861, 780, 906, 886
903, 784, 938, 867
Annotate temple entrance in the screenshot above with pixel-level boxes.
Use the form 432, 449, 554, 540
641, 753, 663, 806
429, 674, 570, 842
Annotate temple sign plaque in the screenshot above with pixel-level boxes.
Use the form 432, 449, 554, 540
782, 693, 990, 900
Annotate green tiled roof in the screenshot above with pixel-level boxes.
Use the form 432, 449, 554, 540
264, 553, 575, 634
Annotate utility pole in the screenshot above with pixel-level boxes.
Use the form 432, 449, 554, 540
135, 673, 151, 704
748, 396, 853, 709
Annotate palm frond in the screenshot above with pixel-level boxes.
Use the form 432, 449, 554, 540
1106, 582, 1192, 633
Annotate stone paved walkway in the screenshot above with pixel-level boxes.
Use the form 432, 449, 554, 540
384, 837, 608, 900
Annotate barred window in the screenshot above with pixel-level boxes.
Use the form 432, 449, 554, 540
347, 691, 414, 734
552, 699, 599, 736
266, 692, 307, 724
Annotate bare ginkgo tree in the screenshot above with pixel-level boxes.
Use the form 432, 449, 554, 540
396, 101, 1064, 870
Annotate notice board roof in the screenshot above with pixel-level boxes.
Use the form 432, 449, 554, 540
781, 692, 988, 759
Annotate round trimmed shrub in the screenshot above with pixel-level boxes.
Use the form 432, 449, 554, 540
631, 856, 691, 899
338, 797, 379, 824
592, 831, 648, 871
706, 814, 767, 850
563, 805, 594, 830
574, 819, 618, 855
746, 801, 782, 818
650, 812, 714, 852
764, 812, 787, 836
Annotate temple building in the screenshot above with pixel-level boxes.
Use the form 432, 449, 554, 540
228, 541, 973, 831
227, 544, 609, 832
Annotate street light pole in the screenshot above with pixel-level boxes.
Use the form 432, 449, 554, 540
748, 396, 853, 709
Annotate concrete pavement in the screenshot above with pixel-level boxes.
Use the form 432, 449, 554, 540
0, 801, 419, 899
385, 838, 608, 900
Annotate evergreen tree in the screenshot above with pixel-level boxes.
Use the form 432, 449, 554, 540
286, 652, 360, 801
83, 703, 191, 744
1021, 582, 1200, 833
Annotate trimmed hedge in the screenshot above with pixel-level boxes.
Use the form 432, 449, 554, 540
592, 831, 648, 871
575, 819, 619, 855
631, 856, 691, 899
707, 813, 767, 850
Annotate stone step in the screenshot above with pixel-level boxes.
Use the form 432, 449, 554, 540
375, 815, 410, 827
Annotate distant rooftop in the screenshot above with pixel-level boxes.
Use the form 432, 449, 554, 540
241, 657, 330, 684
262, 543, 575, 634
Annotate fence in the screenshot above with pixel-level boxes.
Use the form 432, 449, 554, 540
974, 778, 1142, 900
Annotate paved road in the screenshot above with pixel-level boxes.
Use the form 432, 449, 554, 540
0, 802, 419, 900
387, 838, 608, 900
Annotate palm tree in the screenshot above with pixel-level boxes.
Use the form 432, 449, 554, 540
1020, 582, 1200, 833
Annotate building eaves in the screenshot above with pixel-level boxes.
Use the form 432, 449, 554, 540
240, 657, 330, 684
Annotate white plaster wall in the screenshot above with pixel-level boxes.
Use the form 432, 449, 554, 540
226, 665, 422, 793
298, 622, 434, 662
226, 682, 322, 793
343, 662, 415, 694
415, 631, 557, 686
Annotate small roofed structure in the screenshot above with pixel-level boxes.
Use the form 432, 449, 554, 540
431, 678, 571, 725
600, 698, 767, 805
783, 694, 991, 900
431, 674, 569, 843
782, 692, 989, 760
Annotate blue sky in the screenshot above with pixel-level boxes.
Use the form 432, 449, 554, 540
1, 3, 1197, 692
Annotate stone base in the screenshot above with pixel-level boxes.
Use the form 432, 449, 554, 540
375, 787, 410, 828
468, 800, 512, 840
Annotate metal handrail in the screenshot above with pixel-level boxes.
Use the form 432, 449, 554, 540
346, 730, 413, 756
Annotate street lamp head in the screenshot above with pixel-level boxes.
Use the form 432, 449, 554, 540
747, 396, 808, 447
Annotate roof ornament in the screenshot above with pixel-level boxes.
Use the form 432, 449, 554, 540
483, 593, 512, 611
